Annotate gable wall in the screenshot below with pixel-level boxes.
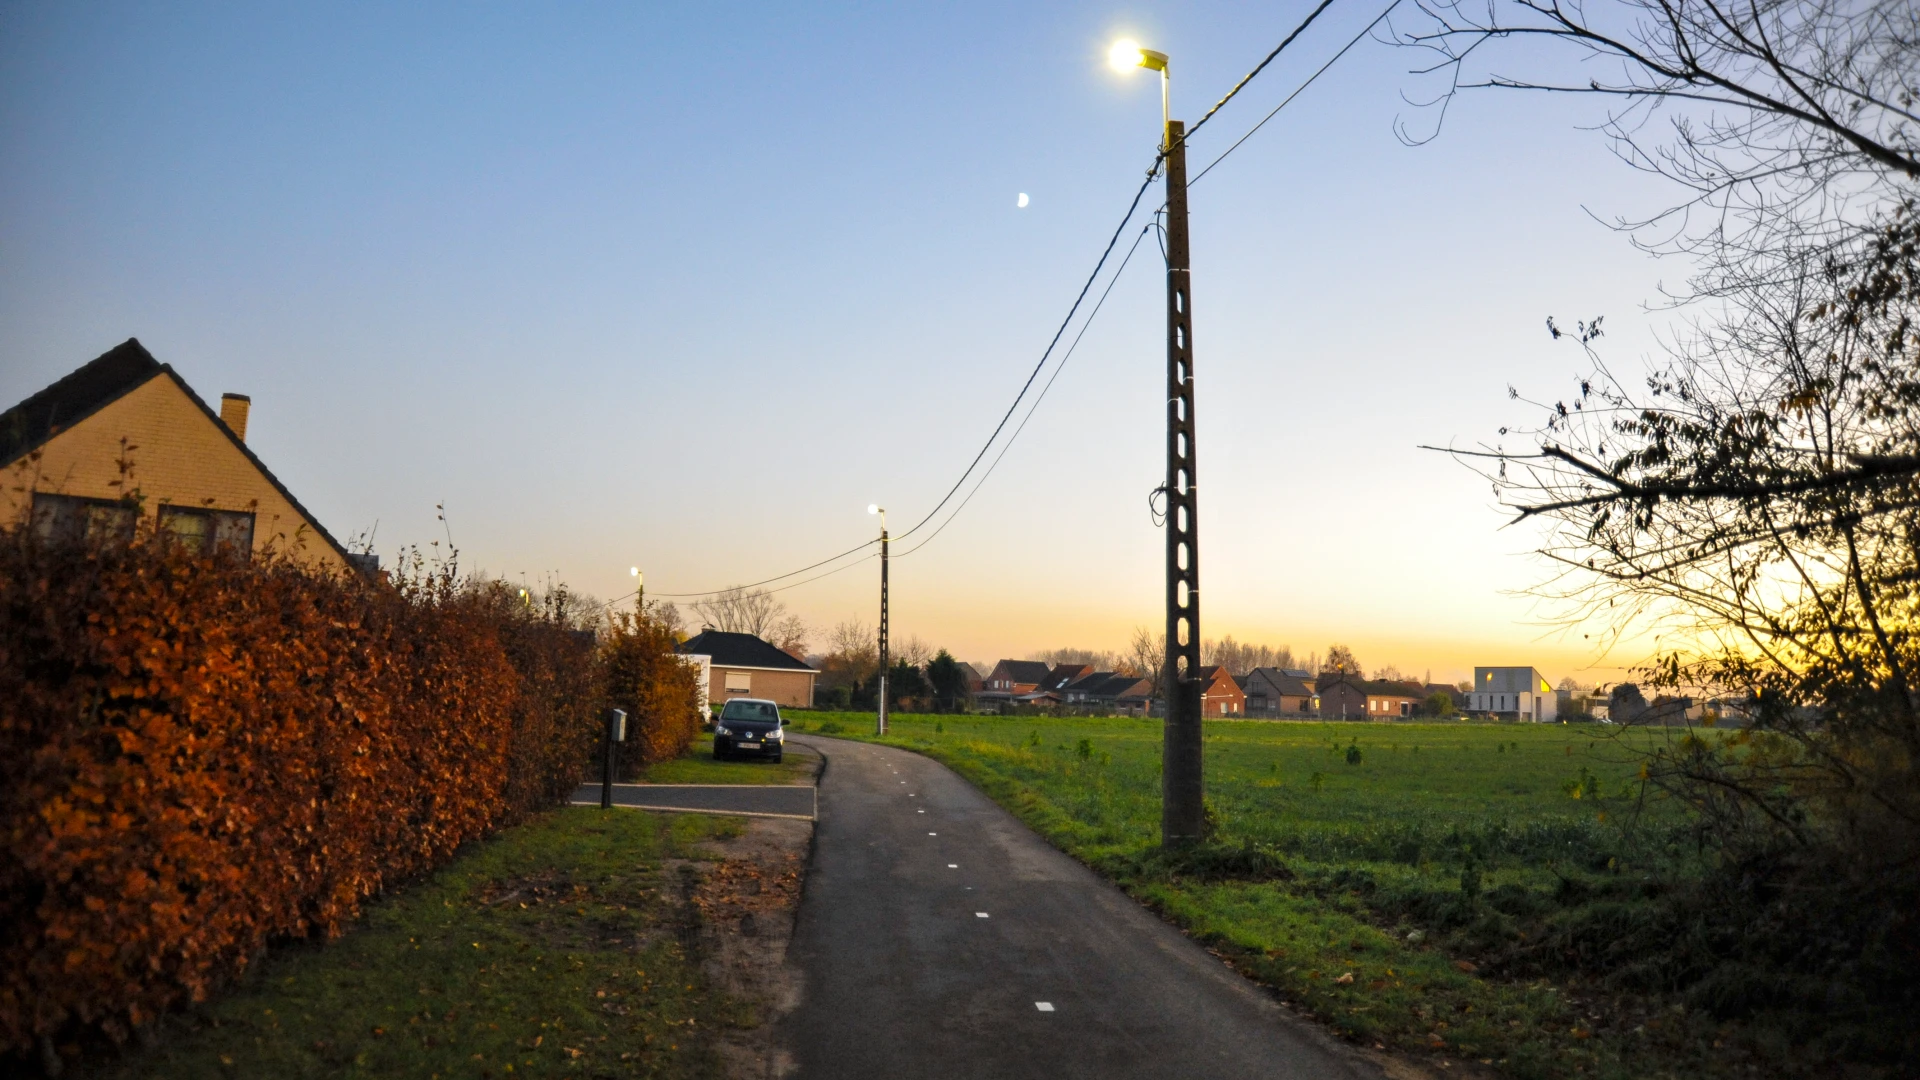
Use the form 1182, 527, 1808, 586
1, 376, 346, 570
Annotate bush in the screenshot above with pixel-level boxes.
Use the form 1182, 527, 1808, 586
0, 529, 645, 1060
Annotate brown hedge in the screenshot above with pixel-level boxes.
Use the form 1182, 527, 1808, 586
0, 532, 695, 1057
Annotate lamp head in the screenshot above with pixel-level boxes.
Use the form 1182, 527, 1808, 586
868, 504, 881, 515
1108, 39, 1167, 73
630, 566, 639, 577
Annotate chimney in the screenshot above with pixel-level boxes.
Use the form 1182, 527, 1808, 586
220, 394, 251, 442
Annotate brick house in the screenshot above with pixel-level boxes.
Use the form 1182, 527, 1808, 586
1195, 665, 1247, 717
1, 338, 359, 571
1315, 673, 1422, 720
1239, 667, 1319, 717
679, 629, 818, 710
983, 657, 1059, 699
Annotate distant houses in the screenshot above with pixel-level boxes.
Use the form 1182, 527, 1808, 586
962, 655, 1577, 723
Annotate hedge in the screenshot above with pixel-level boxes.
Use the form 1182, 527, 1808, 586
0, 530, 697, 1061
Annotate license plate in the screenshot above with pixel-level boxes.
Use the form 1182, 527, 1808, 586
738, 741, 760, 749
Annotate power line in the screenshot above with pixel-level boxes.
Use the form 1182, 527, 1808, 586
897, 222, 1156, 559
894, 170, 1159, 542
1184, 0, 1340, 143
1191, 0, 1401, 186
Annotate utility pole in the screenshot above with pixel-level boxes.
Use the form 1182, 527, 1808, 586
871, 505, 889, 735
1161, 117, 1205, 849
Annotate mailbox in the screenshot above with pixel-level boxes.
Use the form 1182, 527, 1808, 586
608, 708, 628, 742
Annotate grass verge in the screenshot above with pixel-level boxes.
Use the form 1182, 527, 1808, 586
84, 808, 747, 1080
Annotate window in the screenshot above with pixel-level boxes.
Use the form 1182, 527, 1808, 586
724, 670, 752, 693
158, 506, 255, 555
31, 493, 137, 545
720, 700, 779, 723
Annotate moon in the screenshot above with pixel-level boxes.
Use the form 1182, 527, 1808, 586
1017, 192, 1029, 208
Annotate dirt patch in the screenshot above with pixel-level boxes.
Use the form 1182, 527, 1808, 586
687, 816, 811, 1079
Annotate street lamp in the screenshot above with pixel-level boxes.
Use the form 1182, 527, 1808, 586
630, 566, 643, 609
1112, 37, 1204, 849
869, 504, 889, 735
1107, 39, 1170, 148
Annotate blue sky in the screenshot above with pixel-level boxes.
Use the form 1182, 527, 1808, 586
0, 1, 1688, 681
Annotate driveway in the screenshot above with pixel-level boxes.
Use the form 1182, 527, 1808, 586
780, 733, 1375, 1079
568, 782, 815, 819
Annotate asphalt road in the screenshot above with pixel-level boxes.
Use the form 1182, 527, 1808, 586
781, 734, 1374, 1080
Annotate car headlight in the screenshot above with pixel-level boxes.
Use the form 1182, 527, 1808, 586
769, 726, 784, 740
714, 724, 731, 736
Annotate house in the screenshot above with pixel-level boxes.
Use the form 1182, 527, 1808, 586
1195, 665, 1246, 717
977, 659, 1053, 707
1036, 664, 1097, 695
1364, 684, 1423, 719
1100, 675, 1156, 715
1469, 667, 1559, 721
678, 629, 818, 710
1317, 672, 1368, 719
1, 338, 362, 571
1316, 673, 1421, 720
1240, 667, 1318, 717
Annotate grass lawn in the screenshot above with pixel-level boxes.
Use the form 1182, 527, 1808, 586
630, 742, 811, 785
88, 808, 749, 1080
792, 711, 1809, 1080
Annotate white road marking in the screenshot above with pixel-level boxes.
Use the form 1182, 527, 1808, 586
1035, 1002, 1055, 1012
917, 809, 925, 813
929, 832, 937, 836
948, 864, 958, 868
976, 912, 990, 918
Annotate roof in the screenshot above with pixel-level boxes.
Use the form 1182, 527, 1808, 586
1100, 675, 1154, 698
1246, 667, 1315, 696
1063, 670, 1114, 694
1042, 664, 1096, 691
990, 659, 1053, 685
1, 338, 353, 564
679, 630, 817, 671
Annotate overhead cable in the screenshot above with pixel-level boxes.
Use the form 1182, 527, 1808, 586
1191, 0, 1401, 186
896, 222, 1156, 559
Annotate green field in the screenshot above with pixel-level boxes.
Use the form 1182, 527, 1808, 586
89, 809, 746, 1080
794, 711, 1811, 1080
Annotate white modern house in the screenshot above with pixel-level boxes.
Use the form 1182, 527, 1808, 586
1470, 667, 1559, 721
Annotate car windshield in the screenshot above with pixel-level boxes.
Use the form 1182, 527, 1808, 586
721, 701, 780, 723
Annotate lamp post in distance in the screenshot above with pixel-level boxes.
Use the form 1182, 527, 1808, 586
630, 566, 643, 610
869, 504, 889, 736
1111, 36, 1204, 849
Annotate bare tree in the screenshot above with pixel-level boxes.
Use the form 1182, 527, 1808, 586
691, 586, 785, 639
1126, 626, 1166, 687
1323, 644, 1363, 677
1396, 0, 1920, 268
1030, 646, 1126, 670
900, 635, 934, 669
769, 614, 809, 659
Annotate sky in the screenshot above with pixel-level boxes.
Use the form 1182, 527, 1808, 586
0, 1, 1694, 683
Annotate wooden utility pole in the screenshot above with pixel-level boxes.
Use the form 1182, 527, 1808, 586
1161, 119, 1205, 848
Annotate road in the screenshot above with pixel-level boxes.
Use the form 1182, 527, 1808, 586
780, 733, 1375, 1080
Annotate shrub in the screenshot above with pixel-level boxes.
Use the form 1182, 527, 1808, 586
0, 529, 618, 1060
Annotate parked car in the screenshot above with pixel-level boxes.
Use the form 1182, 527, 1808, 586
713, 698, 787, 762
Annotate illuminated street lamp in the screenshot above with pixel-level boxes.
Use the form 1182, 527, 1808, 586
1108, 38, 1171, 148
1111, 36, 1203, 848
630, 566, 643, 608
